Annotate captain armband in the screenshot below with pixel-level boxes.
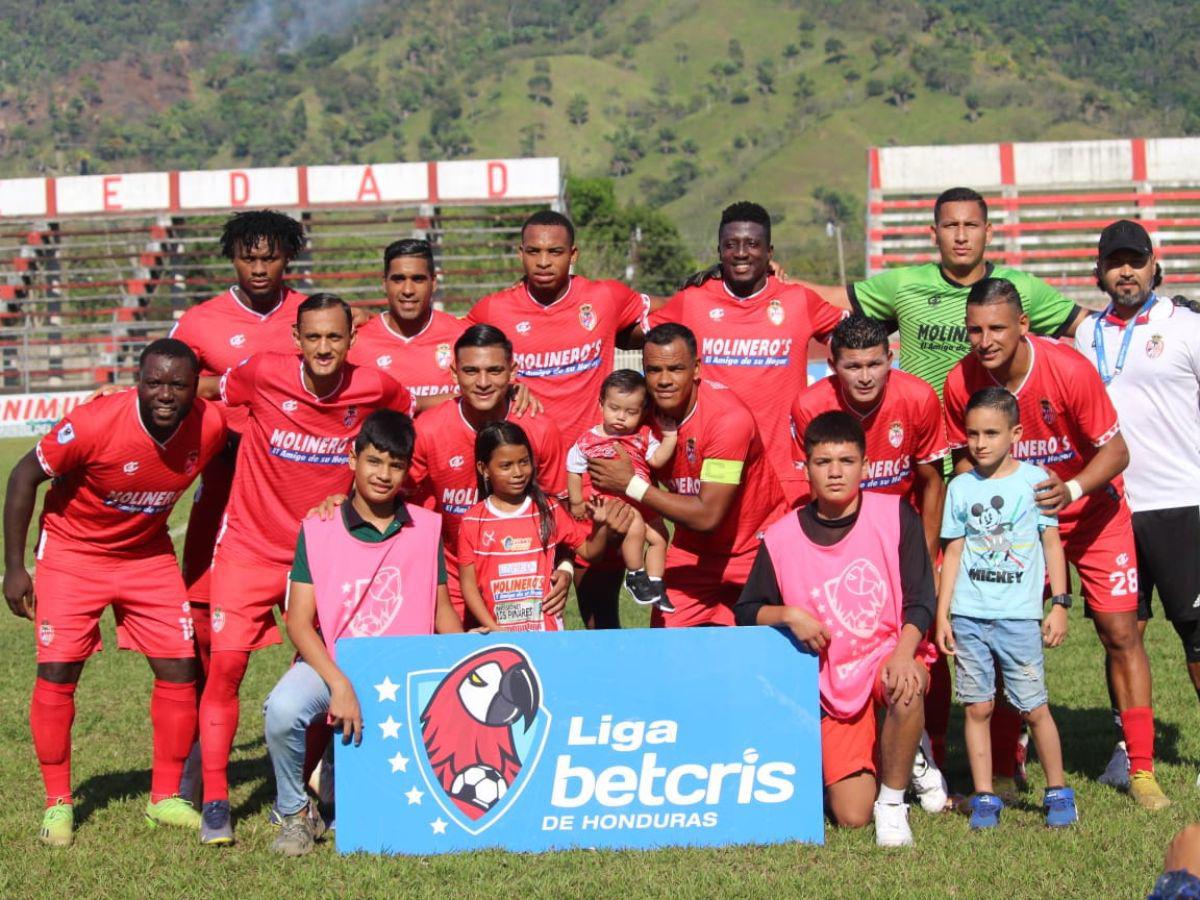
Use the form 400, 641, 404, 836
699, 458, 745, 485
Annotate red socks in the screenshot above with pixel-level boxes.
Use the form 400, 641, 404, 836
199, 650, 250, 803
923, 653, 952, 768
990, 703, 1024, 778
30, 678, 76, 807
150, 680, 198, 802
190, 602, 213, 681
1122, 706, 1155, 774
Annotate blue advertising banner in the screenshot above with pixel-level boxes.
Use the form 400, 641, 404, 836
334, 626, 822, 855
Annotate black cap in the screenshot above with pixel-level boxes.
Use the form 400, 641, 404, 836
1098, 219, 1153, 260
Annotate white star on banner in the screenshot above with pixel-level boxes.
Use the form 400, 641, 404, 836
810, 587, 821, 599
374, 676, 400, 703
388, 751, 409, 773
405, 785, 424, 805
379, 716, 403, 739
431, 817, 448, 835
342, 582, 352, 594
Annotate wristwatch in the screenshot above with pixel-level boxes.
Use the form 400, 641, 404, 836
1050, 593, 1073, 609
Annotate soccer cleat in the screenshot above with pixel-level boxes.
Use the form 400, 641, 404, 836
872, 800, 914, 847
968, 792, 1003, 830
1098, 741, 1131, 791
200, 800, 234, 845
910, 735, 949, 814
624, 570, 659, 606
1014, 730, 1030, 792
39, 801, 74, 848
145, 795, 201, 830
271, 806, 325, 857
1130, 770, 1171, 811
1043, 787, 1079, 828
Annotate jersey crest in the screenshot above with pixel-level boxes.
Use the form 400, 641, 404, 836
1146, 334, 1164, 358
436, 342, 453, 369
185, 450, 200, 476
578, 303, 597, 332
344, 405, 359, 428
888, 421, 904, 449
684, 436, 697, 465
767, 299, 785, 326
1040, 399, 1055, 426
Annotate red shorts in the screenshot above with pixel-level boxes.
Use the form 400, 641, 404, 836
181, 451, 236, 607
651, 545, 755, 628
1059, 495, 1138, 615
209, 551, 291, 652
821, 660, 930, 786
33, 537, 194, 663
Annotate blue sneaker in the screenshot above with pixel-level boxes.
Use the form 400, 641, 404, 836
200, 800, 234, 846
1044, 787, 1078, 828
968, 792, 1003, 830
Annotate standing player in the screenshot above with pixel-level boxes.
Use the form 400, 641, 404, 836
735, 412, 934, 846
944, 277, 1169, 810
588, 323, 786, 627
3, 340, 227, 845
645, 201, 844, 504
347, 238, 463, 401
1075, 220, 1200, 789
168, 210, 308, 670
805, 188, 1084, 396
791, 314, 947, 560
407, 324, 567, 621
196, 294, 415, 845
464, 210, 646, 445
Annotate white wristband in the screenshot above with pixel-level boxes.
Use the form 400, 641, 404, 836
625, 475, 650, 502
555, 559, 575, 576
1065, 479, 1083, 503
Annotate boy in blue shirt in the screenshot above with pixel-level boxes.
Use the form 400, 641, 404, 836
935, 386, 1078, 829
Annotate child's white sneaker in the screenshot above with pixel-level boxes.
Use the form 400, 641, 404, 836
873, 800, 913, 847
910, 735, 949, 813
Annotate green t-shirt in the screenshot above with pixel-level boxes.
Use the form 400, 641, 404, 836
849, 262, 1078, 396
291, 500, 447, 586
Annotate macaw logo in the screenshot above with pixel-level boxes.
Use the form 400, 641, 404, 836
408, 645, 550, 834
578, 304, 597, 332
436, 343, 452, 369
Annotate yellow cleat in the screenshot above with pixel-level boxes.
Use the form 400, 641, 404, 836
39, 801, 74, 847
145, 795, 202, 829
1130, 770, 1171, 811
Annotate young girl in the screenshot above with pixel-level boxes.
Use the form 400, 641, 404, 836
566, 369, 677, 611
460, 421, 615, 631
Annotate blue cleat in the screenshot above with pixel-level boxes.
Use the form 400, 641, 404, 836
1044, 787, 1079, 828
200, 800, 234, 846
968, 792, 1003, 830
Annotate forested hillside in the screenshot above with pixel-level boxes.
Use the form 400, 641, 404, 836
0, 0, 1192, 281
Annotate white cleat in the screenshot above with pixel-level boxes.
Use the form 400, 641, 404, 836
1098, 741, 1130, 792
910, 734, 949, 813
873, 800, 914, 847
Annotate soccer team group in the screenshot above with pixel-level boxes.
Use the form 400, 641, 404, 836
4, 187, 1199, 853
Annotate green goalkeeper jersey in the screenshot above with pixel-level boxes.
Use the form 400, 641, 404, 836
849, 262, 1078, 396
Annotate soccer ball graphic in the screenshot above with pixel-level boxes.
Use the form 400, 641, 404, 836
450, 764, 508, 811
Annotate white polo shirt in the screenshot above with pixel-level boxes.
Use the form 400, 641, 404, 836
1075, 296, 1200, 512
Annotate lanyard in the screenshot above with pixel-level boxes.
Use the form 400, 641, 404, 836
1093, 294, 1156, 385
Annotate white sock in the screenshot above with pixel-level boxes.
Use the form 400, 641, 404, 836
648, 575, 662, 583
878, 784, 906, 806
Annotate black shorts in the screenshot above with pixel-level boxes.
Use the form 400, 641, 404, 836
1132, 506, 1200, 622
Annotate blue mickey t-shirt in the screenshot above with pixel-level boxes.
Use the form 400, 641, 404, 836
942, 461, 1058, 620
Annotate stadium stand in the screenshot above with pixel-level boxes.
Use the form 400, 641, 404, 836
0, 159, 563, 392
867, 137, 1200, 306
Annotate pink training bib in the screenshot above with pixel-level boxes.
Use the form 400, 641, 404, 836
762, 492, 905, 719
303, 504, 442, 659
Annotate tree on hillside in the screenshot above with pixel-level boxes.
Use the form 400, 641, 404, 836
887, 73, 916, 108
519, 122, 545, 157
567, 93, 590, 125
728, 39, 745, 70
964, 91, 983, 122
824, 38, 847, 64
794, 73, 815, 100
657, 127, 677, 154
756, 60, 777, 94
783, 44, 800, 68
527, 73, 553, 105
870, 37, 891, 68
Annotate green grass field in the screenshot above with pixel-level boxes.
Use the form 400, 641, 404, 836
0, 434, 1195, 898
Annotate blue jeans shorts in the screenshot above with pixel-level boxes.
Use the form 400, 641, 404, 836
951, 615, 1048, 713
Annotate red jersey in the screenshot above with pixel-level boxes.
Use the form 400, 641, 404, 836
217, 352, 415, 566
943, 336, 1124, 517
465, 276, 646, 443
346, 309, 463, 401
458, 497, 588, 631
169, 287, 308, 432
791, 369, 947, 504
648, 275, 843, 493
408, 398, 567, 573
656, 381, 786, 559
35, 391, 227, 557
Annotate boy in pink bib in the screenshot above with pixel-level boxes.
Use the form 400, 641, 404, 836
262, 410, 463, 857
735, 411, 935, 848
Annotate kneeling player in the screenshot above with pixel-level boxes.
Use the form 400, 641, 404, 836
735, 412, 933, 847
566, 369, 677, 611
263, 410, 463, 856
2, 340, 227, 845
